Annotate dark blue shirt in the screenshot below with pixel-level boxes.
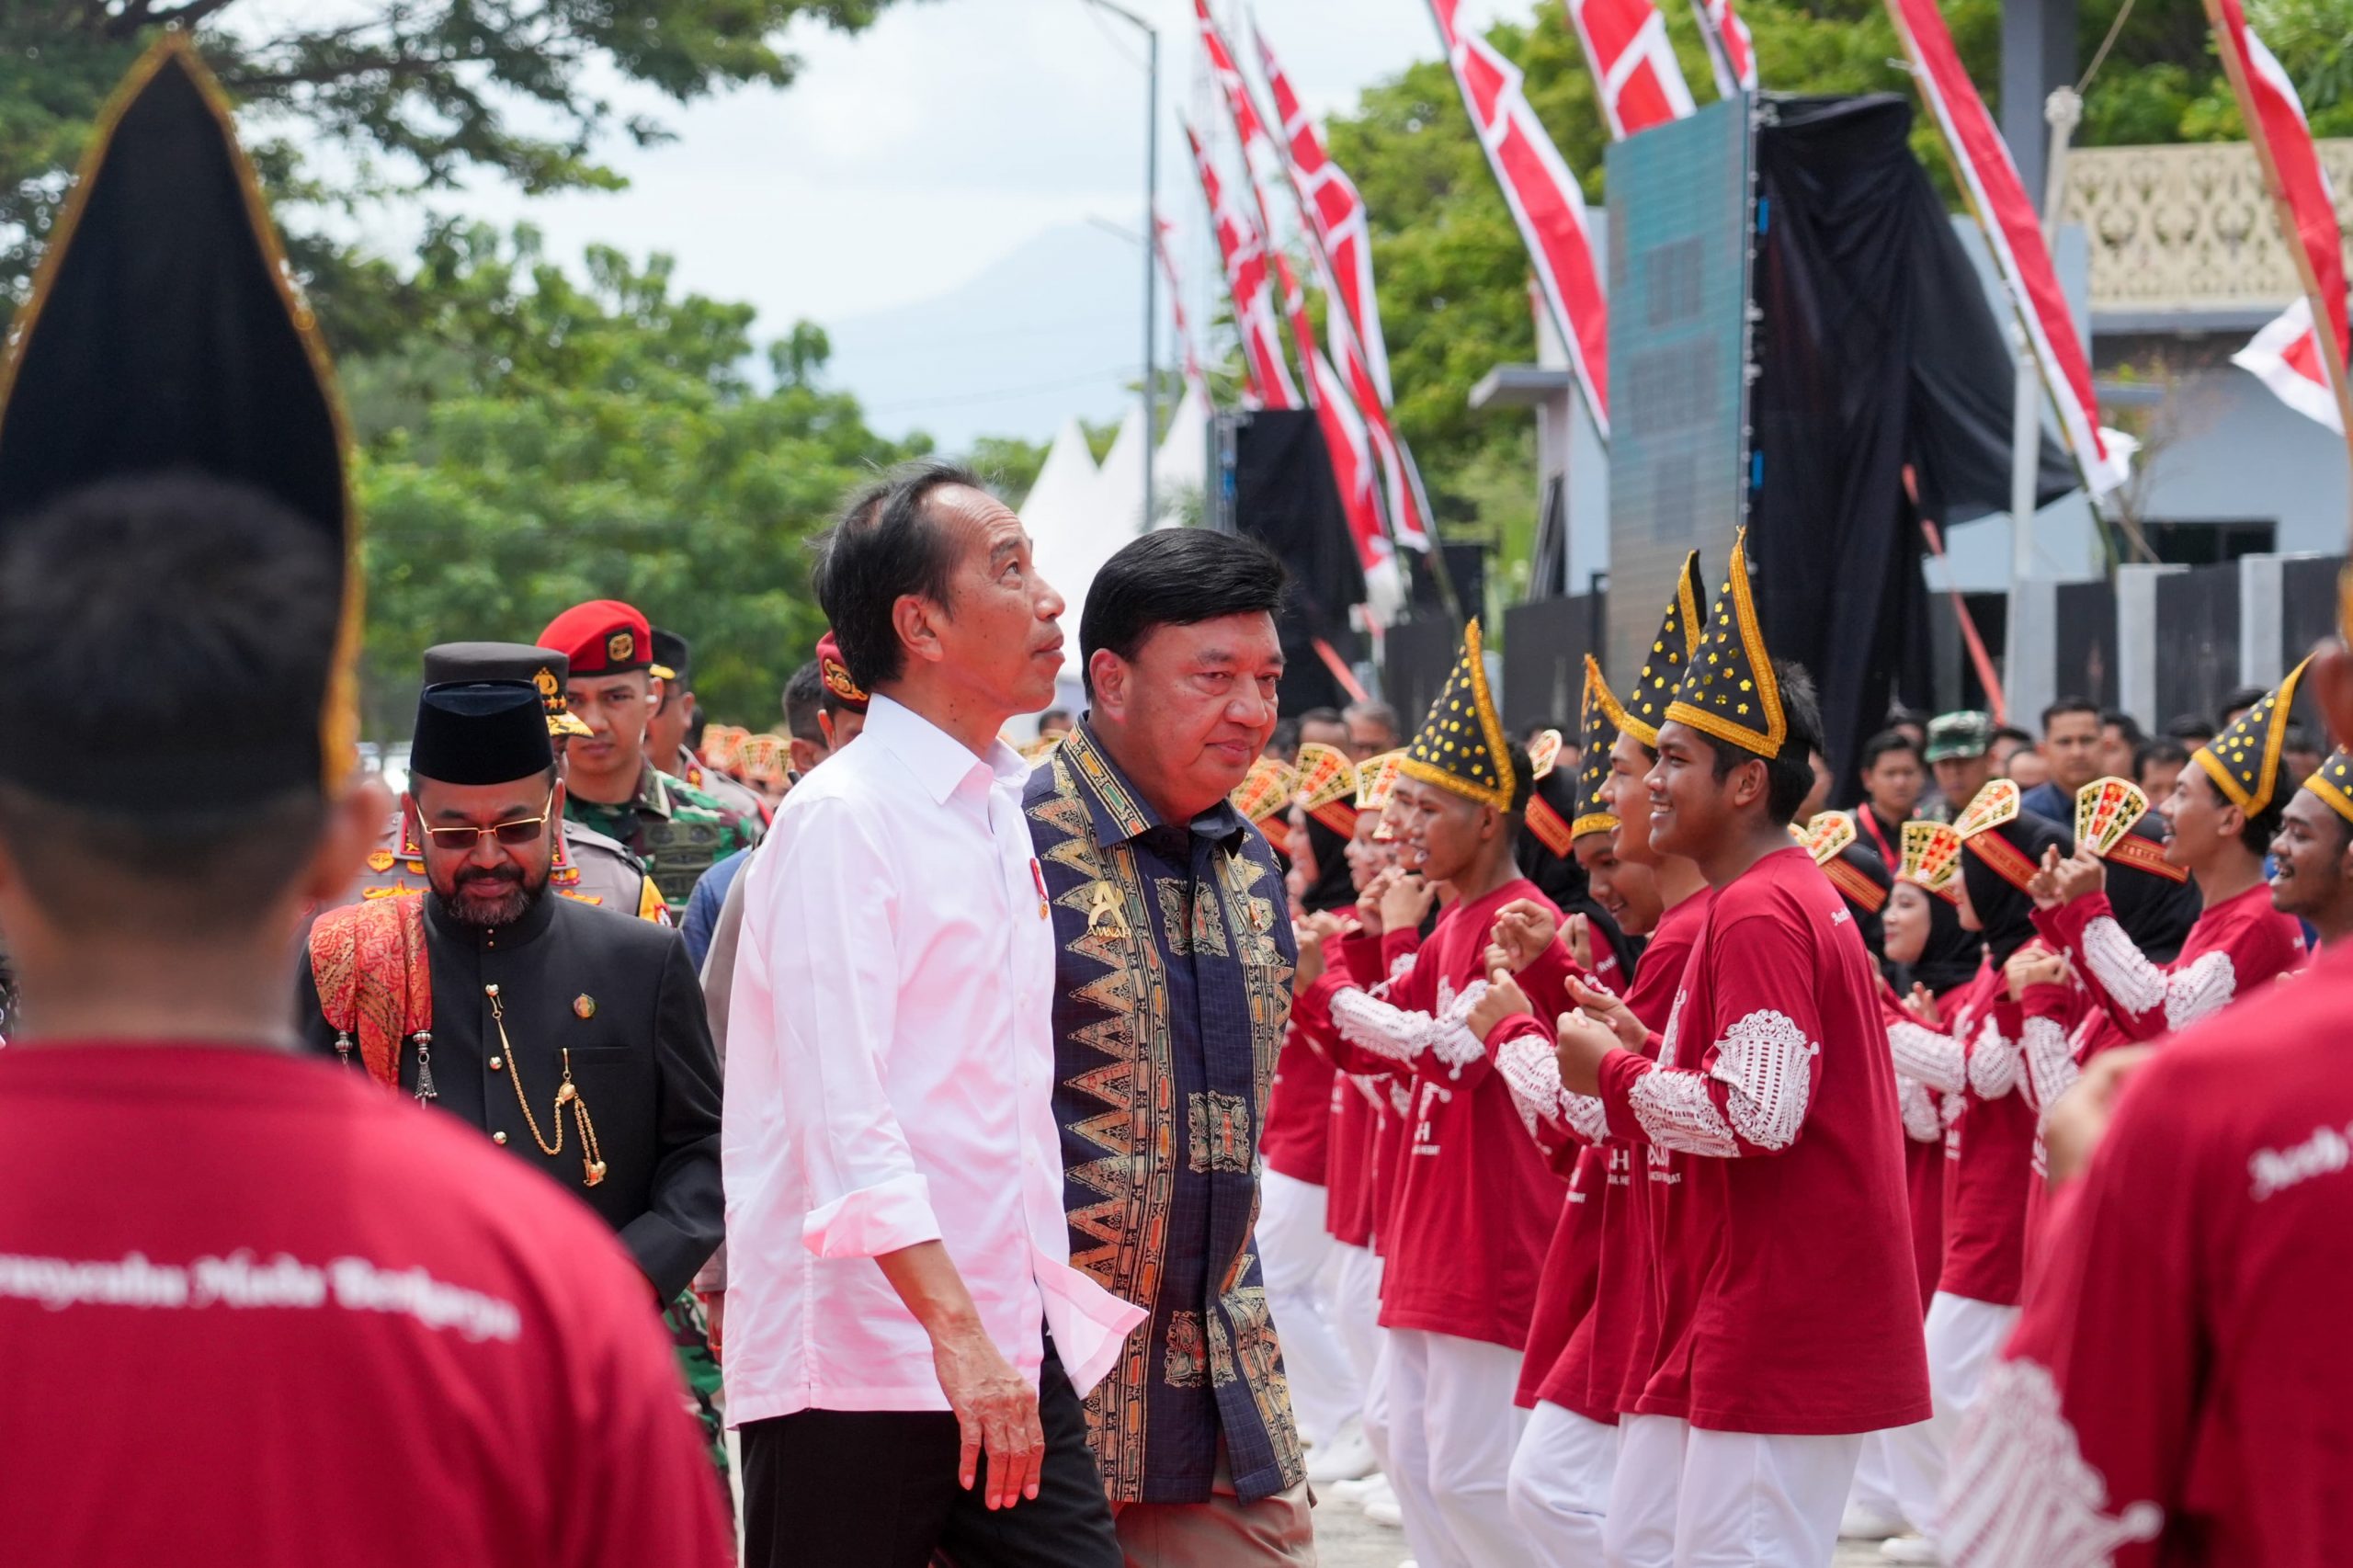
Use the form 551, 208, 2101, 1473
679, 848, 747, 971
1024, 723, 1303, 1505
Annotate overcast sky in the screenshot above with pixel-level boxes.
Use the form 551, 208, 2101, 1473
321, 0, 1530, 445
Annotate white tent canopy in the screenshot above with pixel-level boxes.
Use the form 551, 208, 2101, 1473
1149, 382, 1211, 528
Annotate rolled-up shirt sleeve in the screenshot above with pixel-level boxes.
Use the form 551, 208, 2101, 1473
762, 795, 943, 1259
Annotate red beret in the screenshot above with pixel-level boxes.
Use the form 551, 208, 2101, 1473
540, 599, 652, 677
816, 631, 869, 713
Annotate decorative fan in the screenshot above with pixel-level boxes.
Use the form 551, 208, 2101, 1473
1803, 811, 1858, 866
1527, 728, 1564, 780
2074, 776, 2149, 858
1952, 778, 2021, 841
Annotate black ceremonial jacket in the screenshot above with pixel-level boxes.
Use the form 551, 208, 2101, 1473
298, 892, 723, 1300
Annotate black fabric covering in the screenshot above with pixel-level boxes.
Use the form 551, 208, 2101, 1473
1963, 814, 2073, 966
1301, 814, 1358, 914
1229, 410, 1369, 715
2104, 846, 2201, 966
1750, 95, 2072, 798
0, 50, 343, 539
1832, 841, 1894, 960
1903, 887, 1985, 996
411, 681, 554, 786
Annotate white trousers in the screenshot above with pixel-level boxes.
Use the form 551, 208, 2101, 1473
1846, 1430, 1906, 1524
1605, 1413, 1862, 1568
1384, 1328, 1529, 1568
1508, 1400, 1617, 1566
1256, 1169, 1361, 1445
1883, 1291, 2020, 1548
1329, 1244, 1387, 1468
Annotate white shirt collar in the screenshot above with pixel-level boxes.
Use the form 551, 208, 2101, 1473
861, 692, 1028, 806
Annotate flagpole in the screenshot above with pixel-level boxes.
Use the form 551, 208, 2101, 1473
1085, 0, 1160, 533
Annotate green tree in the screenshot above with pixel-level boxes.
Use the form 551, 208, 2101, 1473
0, 1, 901, 349
350, 224, 925, 733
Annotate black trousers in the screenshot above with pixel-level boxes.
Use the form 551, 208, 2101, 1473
741, 1344, 1123, 1568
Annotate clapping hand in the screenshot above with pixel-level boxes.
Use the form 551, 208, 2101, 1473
2029, 844, 2105, 910
1378, 872, 1437, 935
1467, 950, 1532, 1041
1565, 972, 1644, 1050
1487, 898, 1560, 972
1905, 982, 1943, 1027
2004, 944, 2069, 1001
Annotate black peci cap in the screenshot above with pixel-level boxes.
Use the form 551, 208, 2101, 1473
409, 682, 555, 788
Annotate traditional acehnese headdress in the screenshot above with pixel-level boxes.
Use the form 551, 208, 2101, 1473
1665, 529, 1786, 758
1357, 750, 1405, 840
1518, 729, 1574, 857
0, 36, 358, 806
2072, 775, 2185, 883
2192, 655, 2311, 818
1398, 619, 1516, 812
1571, 657, 1622, 842
1294, 742, 1360, 838
1805, 812, 1890, 915
1899, 820, 1963, 903
1233, 756, 1300, 856
2302, 748, 2353, 827
1954, 777, 2039, 892
1604, 552, 1706, 749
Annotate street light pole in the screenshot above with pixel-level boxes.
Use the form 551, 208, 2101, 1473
1084, 0, 1159, 533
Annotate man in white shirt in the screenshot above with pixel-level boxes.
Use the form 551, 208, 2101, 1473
723, 460, 1145, 1568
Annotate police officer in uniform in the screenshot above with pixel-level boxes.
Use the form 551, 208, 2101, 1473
540, 599, 759, 907
648, 627, 769, 827
298, 677, 728, 1471
337, 643, 669, 923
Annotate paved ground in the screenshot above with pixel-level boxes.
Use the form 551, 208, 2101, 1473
1309, 1483, 1896, 1565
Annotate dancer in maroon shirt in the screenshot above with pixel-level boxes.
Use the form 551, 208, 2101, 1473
1553, 533, 1929, 1568
0, 40, 727, 1567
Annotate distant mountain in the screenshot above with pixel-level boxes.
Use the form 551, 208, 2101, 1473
821, 221, 1148, 451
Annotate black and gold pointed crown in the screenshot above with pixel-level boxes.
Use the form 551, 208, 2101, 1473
0, 36, 357, 801
1605, 551, 1706, 747
1665, 529, 1785, 758
2302, 748, 2353, 827
2193, 655, 2311, 818
1399, 618, 1516, 812
1574, 655, 1621, 839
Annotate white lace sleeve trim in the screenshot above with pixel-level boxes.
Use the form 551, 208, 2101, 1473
1710, 1008, 1819, 1151
1897, 1074, 1943, 1142
2020, 1015, 2080, 1114
1966, 1014, 2021, 1100
2163, 949, 2235, 1031
1940, 1358, 2164, 1568
1331, 985, 1430, 1066
1888, 1018, 1967, 1094
1495, 1033, 1565, 1141
2079, 915, 2168, 1016
1627, 1063, 1740, 1156
1387, 950, 1418, 983
1430, 1021, 1486, 1075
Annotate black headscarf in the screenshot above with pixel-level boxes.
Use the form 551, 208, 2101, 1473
1300, 813, 1358, 915
1962, 813, 2072, 966
2102, 822, 2201, 964
1904, 884, 1984, 996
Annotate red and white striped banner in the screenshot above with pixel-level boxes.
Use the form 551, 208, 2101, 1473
1565, 0, 1696, 139
1427, 0, 1611, 436
1885, 0, 2128, 496
1691, 0, 1757, 97
1152, 210, 1208, 397
1180, 117, 1300, 411
2207, 0, 2353, 437
1254, 18, 1430, 552
1274, 252, 1402, 615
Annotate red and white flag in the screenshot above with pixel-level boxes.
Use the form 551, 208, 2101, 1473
2208, 0, 2352, 434
1274, 253, 1403, 616
1691, 0, 1758, 97
1193, 0, 1288, 245
1181, 118, 1300, 411
1565, 0, 1697, 139
1885, 0, 2127, 495
1255, 19, 1430, 552
1427, 0, 1610, 435
2235, 297, 2344, 434
1152, 210, 1209, 397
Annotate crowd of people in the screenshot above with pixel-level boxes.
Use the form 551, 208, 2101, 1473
6, 40, 2353, 1568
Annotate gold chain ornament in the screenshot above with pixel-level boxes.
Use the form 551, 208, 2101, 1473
484, 983, 607, 1187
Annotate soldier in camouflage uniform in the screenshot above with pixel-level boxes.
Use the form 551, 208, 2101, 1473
333, 643, 671, 925
649, 626, 770, 828
539, 599, 760, 908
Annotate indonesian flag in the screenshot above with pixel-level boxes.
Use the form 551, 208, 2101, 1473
1427, 0, 1611, 435
1884, 0, 2127, 496
1181, 119, 1300, 411
2208, 0, 2352, 433
1255, 19, 1430, 552
1193, 0, 1287, 245
1153, 210, 1209, 396
1691, 0, 1758, 97
1275, 253, 1404, 620
1565, 0, 1697, 139
2234, 298, 2343, 433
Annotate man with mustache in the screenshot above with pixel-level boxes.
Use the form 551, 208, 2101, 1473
298, 674, 727, 1464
